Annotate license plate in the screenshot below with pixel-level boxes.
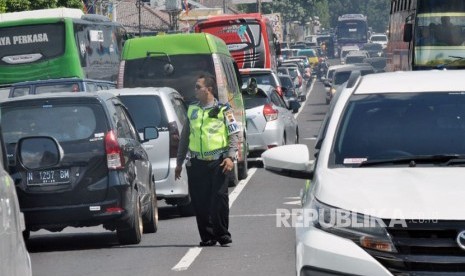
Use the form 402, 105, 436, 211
26, 169, 70, 186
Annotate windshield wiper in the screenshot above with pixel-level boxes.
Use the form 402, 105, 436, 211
358, 154, 465, 167
435, 55, 465, 70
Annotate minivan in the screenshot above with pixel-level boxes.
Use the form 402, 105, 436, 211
1, 92, 158, 245
118, 33, 248, 185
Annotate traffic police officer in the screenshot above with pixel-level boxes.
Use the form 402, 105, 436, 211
175, 73, 239, 247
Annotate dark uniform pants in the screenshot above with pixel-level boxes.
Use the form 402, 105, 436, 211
186, 158, 231, 242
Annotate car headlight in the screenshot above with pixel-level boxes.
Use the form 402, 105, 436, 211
308, 197, 397, 253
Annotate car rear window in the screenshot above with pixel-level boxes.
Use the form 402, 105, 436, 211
118, 95, 168, 132
241, 74, 276, 89
35, 83, 80, 94
1, 103, 107, 143
242, 91, 269, 109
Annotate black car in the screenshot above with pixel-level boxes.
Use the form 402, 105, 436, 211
0, 92, 158, 245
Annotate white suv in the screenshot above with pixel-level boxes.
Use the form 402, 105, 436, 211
370, 33, 388, 49
263, 70, 465, 275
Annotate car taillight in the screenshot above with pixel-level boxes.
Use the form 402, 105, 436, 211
105, 130, 124, 170
263, 104, 278, 121
117, 60, 125, 88
276, 86, 283, 97
168, 121, 180, 158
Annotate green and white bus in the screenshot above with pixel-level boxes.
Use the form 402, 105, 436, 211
0, 8, 126, 85
118, 33, 249, 184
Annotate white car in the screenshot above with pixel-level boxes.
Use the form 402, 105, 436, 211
263, 70, 465, 275
0, 139, 31, 275
242, 84, 300, 161
370, 33, 388, 49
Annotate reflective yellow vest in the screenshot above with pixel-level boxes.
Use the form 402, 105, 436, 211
187, 104, 229, 159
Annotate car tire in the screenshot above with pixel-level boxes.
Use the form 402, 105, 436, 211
117, 191, 143, 245
228, 160, 239, 187
143, 181, 158, 233
238, 158, 248, 180
23, 229, 30, 241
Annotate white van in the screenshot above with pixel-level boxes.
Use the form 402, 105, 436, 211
339, 45, 360, 64
263, 70, 465, 275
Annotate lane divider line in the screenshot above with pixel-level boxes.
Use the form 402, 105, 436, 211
171, 168, 257, 272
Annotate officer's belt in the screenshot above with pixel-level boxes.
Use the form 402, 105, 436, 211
190, 149, 228, 161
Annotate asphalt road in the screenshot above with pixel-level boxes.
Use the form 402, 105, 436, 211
26, 75, 330, 276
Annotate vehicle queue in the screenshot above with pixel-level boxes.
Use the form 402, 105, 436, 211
5, 3, 465, 276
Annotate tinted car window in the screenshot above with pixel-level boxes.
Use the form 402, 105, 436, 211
279, 76, 293, 89
334, 71, 352, 85
2, 104, 105, 143
332, 93, 465, 165
241, 74, 276, 88
35, 83, 79, 94
123, 54, 215, 104
114, 105, 137, 139
242, 92, 269, 109
11, 87, 29, 98
171, 96, 187, 126
118, 95, 168, 131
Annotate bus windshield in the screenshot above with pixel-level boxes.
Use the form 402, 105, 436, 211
414, 13, 465, 67
123, 54, 215, 104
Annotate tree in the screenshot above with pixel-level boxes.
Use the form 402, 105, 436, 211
1, 0, 83, 13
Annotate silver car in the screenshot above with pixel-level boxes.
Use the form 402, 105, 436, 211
110, 87, 192, 216
242, 84, 300, 160
0, 136, 31, 276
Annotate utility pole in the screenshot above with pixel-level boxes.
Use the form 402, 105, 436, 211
136, 0, 142, 36
256, 0, 261, 14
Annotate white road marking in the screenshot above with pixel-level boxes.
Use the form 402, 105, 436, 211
303, 137, 317, 140
171, 168, 257, 272
229, 168, 257, 208
171, 247, 203, 271
283, 200, 301, 206
294, 80, 315, 119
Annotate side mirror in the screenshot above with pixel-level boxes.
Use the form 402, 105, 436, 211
261, 144, 313, 179
246, 78, 258, 95
288, 100, 301, 113
143, 127, 159, 141
403, 23, 412, 42
17, 136, 61, 170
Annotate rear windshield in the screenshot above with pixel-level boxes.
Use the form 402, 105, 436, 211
242, 92, 269, 109
118, 95, 168, 132
1, 103, 107, 143
241, 73, 277, 89
345, 56, 366, 64
334, 71, 352, 85
279, 76, 293, 88
123, 54, 214, 104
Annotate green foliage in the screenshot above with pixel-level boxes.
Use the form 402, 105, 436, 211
30, 0, 57, 10
6, 0, 30, 12
1, 0, 82, 12
0, 0, 6, 13
57, 0, 83, 9
235, 0, 389, 34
